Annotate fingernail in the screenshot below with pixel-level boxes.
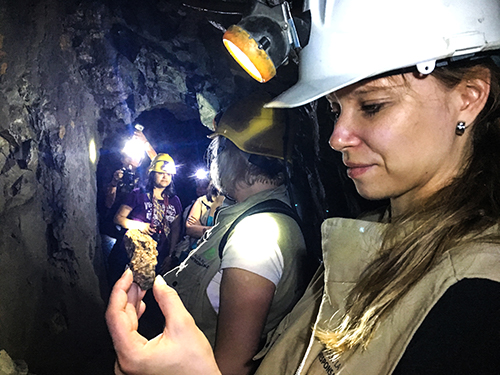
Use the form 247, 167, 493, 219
122, 266, 130, 276
155, 275, 166, 286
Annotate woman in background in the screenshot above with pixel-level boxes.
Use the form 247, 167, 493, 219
185, 181, 224, 241
173, 181, 224, 263
108, 153, 182, 285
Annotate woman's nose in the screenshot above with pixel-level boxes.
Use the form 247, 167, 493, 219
328, 114, 359, 151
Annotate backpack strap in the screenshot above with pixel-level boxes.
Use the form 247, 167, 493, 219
218, 199, 302, 259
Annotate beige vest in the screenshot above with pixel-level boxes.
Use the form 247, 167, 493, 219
164, 185, 307, 347
255, 217, 500, 375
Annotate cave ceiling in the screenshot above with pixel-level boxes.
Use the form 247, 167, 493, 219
75, 0, 301, 133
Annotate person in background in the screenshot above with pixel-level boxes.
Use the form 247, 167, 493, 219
105, 129, 157, 212
185, 181, 224, 240
100, 128, 157, 266
108, 153, 182, 286
195, 175, 210, 198
162, 92, 308, 375
106, 0, 500, 374
172, 180, 224, 264
173, 180, 224, 264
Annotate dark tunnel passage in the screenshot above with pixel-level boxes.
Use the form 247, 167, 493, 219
97, 108, 213, 212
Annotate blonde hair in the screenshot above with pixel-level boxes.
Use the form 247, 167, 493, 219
317, 59, 500, 357
208, 137, 285, 198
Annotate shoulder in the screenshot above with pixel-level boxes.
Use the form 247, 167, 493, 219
169, 195, 182, 211
447, 239, 500, 281
226, 211, 305, 258
124, 188, 146, 203
170, 194, 181, 203
236, 211, 302, 235
130, 187, 144, 196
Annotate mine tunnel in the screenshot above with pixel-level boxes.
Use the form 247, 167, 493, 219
0, 0, 378, 374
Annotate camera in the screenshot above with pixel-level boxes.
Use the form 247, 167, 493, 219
120, 167, 137, 192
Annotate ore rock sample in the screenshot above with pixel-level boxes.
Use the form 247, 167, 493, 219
123, 229, 158, 290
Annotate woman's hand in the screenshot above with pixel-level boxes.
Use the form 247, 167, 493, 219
113, 205, 155, 236
106, 269, 221, 375
137, 222, 156, 236
186, 215, 201, 226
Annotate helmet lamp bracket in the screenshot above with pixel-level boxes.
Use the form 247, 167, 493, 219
416, 60, 436, 75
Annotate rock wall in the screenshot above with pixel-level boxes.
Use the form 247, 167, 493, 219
0, 1, 113, 373
0, 0, 259, 374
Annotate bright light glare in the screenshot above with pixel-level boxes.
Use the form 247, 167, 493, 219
122, 138, 146, 164
160, 162, 177, 175
89, 139, 97, 164
223, 39, 263, 82
195, 168, 209, 180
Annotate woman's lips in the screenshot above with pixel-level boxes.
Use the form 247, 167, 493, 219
345, 163, 373, 179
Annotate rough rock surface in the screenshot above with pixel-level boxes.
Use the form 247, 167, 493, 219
124, 229, 158, 290
0, 350, 29, 375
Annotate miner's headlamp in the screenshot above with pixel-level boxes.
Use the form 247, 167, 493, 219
223, 1, 305, 83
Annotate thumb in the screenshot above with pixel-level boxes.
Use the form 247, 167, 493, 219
152, 276, 194, 331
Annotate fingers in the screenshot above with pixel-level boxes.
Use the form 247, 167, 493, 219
152, 276, 195, 333
133, 131, 147, 143
114, 170, 124, 180
106, 269, 147, 352
138, 222, 154, 235
127, 281, 147, 313
107, 268, 134, 314
152, 277, 222, 375
187, 216, 202, 226
137, 300, 147, 320
106, 269, 134, 338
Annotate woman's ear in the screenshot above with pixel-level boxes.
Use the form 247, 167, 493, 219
458, 67, 491, 124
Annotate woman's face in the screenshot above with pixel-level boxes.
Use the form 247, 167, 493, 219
328, 73, 472, 215
154, 172, 172, 189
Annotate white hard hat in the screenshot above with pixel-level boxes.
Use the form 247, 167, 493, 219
267, 0, 500, 108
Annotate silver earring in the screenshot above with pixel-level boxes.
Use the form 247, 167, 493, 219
455, 121, 466, 136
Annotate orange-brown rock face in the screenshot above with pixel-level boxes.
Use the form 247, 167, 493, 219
123, 229, 158, 290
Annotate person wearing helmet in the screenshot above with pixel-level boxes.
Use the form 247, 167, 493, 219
108, 153, 182, 289
99, 128, 158, 268
159, 91, 308, 375
106, 1, 500, 374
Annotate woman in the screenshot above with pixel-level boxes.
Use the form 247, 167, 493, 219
173, 181, 223, 263
185, 181, 224, 240
105, 0, 500, 374
162, 93, 308, 375
107, 153, 182, 285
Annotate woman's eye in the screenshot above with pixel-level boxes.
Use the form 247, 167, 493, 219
329, 110, 340, 124
361, 103, 383, 116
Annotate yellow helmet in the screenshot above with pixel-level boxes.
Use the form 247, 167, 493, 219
148, 153, 176, 175
210, 91, 293, 160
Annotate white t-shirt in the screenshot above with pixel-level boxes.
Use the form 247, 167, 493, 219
206, 213, 285, 313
